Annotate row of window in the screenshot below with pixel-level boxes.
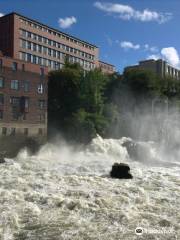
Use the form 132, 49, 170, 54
100, 63, 114, 71
0, 77, 45, 93
0, 127, 44, 136
20, 18, 95, 51
20, 29, 95, 61
166, 65, 180, 77
0, 110, 45, 122
19, 52, 95, 70
0, 110, 46, 122
20, 39, 94, 62
0, 94, 46, 109
0, 58, 45, 76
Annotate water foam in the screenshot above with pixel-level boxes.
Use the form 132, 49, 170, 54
0, 135, 179, 239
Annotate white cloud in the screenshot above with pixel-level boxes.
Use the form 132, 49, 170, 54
144, 44, 158, 52
120, 41, 140, 50
58, 16, 77, 29
146, 47, 180, 68
94, 2, 172, 23
147, 54, 160, 60
161, 47, 180, 68
0, 13, 4, 17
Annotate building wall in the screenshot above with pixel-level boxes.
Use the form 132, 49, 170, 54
125, 59, 180, 80
98, 61, 115, 74
0, 53, 48, 141
139, 60, 158, 74
0, 13, 115, 74
0, 13, 100, 71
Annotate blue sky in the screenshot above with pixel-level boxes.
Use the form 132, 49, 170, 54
0, 0, 180, 72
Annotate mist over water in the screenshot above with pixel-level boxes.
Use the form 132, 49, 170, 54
0, 109, 180, 239
0, 140, 179, 239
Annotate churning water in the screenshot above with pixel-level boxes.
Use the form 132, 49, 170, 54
0, 135, 179, 240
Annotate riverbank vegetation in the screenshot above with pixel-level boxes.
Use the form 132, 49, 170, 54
48, 62, 180, 143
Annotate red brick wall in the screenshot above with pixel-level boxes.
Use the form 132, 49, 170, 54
0, 54, 48, 137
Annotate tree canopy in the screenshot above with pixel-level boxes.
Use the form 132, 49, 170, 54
48, 63, 180, 143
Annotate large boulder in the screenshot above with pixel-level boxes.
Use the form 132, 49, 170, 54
110, 163, 133, 179
122, 139, 153, 162
122, 140, 139, 160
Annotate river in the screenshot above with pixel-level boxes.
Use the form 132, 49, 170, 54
0, 135, 179, 239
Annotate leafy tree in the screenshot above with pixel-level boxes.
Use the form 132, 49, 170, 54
48, 63, 114, 142
80, 69, 109, 114
48, 62, 83, 137
123, 68, 160, 98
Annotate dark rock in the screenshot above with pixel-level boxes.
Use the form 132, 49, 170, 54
122, 139, 151, 162
122, 140, 139, 160
110, 162, 133, 179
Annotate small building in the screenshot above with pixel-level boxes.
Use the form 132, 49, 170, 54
0, 52, 48, 142
125, 59, 180, 80
98, 60, 115, 74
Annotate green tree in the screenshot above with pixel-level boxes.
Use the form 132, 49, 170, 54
48, 62, 83, 137
123, 68, 160, 98
48, 63, 115, 142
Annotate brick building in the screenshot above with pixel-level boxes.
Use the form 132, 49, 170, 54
125, 59, 180, 80
0, 12, 115, 155
98, 61, 115, 74
0, 12, 115, 74
0, 52, 48, 140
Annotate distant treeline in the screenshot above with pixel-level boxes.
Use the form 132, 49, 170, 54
48, 61, 180, 143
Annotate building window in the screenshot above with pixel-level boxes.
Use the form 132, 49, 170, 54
22, 113, 27, 120
2, 127, 7, 136
32, 55, 36, 64
40, 67, 44, 76
12, 62, 17, 71
24, 80, 30, 92
38, 128, 43, 135
11, 80, 19, 90
38, 84, 44, 94
27, 53, 31, 62
10, 96, 19, 105
38, 100, 46, 109
0, 77, 4, 88
19, 97, 29, 112
38, 57, 42, 65
27, 32, 31, 38
10, 96, 29, 120
38, 114, 45, 122
10, 128, 16, 136
21, 39, 26, 49
0, 110, 3, 119
0, 94, 4, 105
24, 128, 28, 136
12, 109, 19, 120
22, 64, 25, 71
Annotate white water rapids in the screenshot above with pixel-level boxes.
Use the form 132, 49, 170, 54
0, 135, 179, 240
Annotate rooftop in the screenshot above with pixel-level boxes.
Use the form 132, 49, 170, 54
99, 60, 115, 67
1, 12, 98, 48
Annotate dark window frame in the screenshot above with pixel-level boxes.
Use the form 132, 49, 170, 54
12, 62, 18, 71
11, 80, 19, 90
